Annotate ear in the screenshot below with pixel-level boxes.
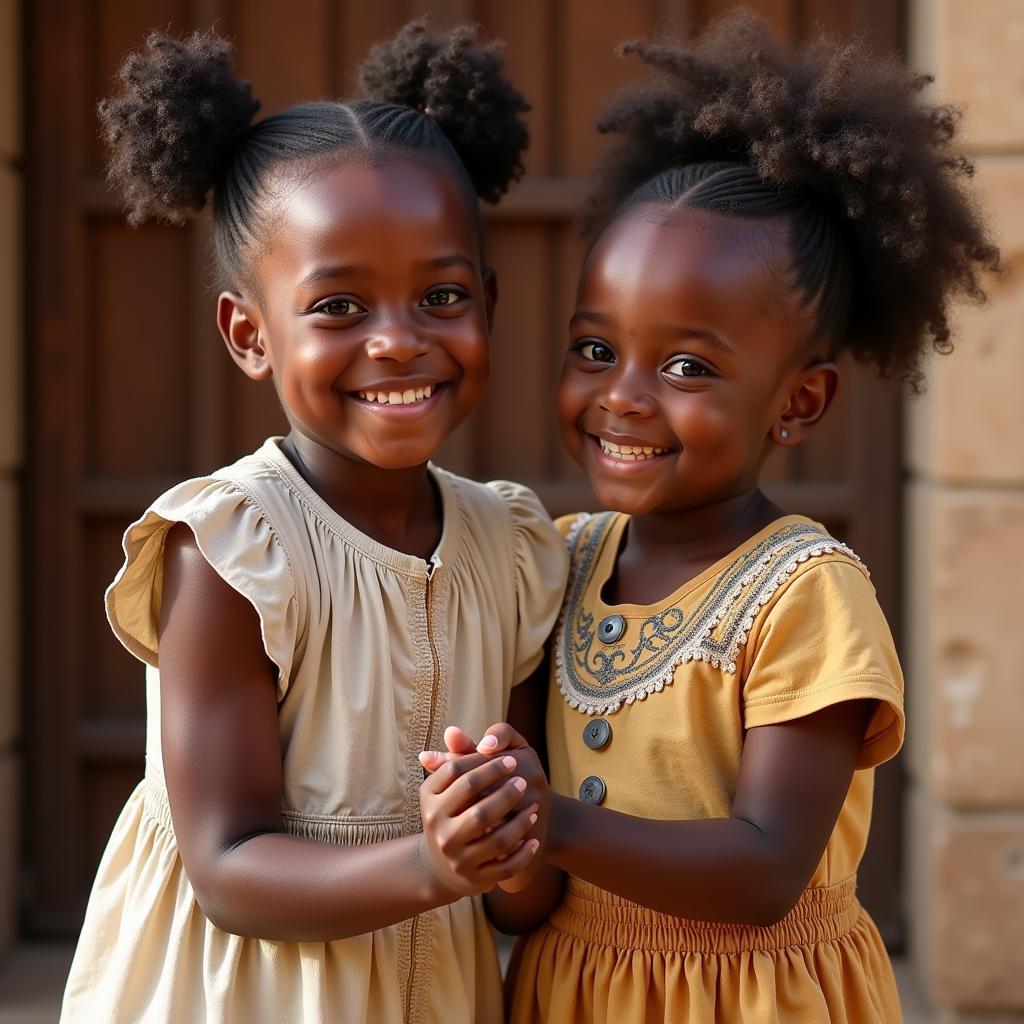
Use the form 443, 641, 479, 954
217, 291, 272, 381
773, 361, 839, 446
481, 265, 498, 333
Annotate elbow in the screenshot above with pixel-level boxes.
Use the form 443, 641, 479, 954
743, 871, 808, 927
185, 857, 264, 938
191, 880, 250, 937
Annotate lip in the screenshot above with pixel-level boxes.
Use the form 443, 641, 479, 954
349, 380, 449, 418
593, 430, 676, 450
351, 377, 447, 393
587, 432, 676, 473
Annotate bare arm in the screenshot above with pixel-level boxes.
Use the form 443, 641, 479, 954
482, 666, 567, 934
545, 699, 874, 926
158, 523, 535, 941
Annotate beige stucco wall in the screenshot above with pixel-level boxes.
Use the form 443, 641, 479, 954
0, 0, 22, 957
907, 1, 1024, 1018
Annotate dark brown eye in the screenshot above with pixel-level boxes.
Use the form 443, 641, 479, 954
664, 356, 710, 378
316, 298, 363, 316
578, 340, 615, 363
422, 289, 463, 307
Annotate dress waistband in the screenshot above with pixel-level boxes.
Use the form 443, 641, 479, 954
141, 774, 404, 846
549, 876, 862, 954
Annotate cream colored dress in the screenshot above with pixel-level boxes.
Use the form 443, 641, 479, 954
60, 438, 568, 1024
512, 512, 905, 1024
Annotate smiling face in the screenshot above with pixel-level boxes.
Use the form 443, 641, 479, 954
557, 205, 826, 517
224, 155, 492, 470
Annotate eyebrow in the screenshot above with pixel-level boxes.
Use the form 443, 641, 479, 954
298, 265, 365, 288
416, 254, 476, 273
297, 254, 476, 289
570, 310, 735, 354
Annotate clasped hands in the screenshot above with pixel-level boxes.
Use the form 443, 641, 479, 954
417, 723, 549, 899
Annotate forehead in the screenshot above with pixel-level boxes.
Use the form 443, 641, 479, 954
581, 206, 789, 327
262, 156, 480, 277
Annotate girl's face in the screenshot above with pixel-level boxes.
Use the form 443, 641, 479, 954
224, 157, 492, 470
557, 206, 818, 517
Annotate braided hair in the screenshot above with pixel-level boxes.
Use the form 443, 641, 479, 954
587, 11, 1000, 389
99, 21, 529, 286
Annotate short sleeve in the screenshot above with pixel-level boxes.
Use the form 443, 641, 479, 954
104, 476, 301, 699
487, 481, 570, 685
742, 558, 904, 769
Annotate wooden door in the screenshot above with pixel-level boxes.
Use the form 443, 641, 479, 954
26, 0, 905, 941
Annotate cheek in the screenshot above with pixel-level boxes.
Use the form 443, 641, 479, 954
669, 395, 761, 464
283, 334, 349, 385
554, 371, 586, 440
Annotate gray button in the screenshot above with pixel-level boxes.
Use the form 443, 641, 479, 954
598, 614, 626, 644
578, 775, 606, 805
583, 718, 612, 750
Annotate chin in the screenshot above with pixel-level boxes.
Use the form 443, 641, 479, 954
590, 480, 664, 517
363, 445, 438, 470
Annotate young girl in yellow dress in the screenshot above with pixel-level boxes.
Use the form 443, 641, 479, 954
60, 22, 568, 1024
426, 13, 1000, 1023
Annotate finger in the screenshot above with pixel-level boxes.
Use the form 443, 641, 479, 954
477, 722, 528, 755
462, 804, 539, 864
418, 749, 454, 773
444, 725, 478, 755
420, 751, 493, 796
476, 836, 541, 885
435, 755, 520, 813
447, 773, 534, 846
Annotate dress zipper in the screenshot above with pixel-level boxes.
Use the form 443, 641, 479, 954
404, 553, 443, 1022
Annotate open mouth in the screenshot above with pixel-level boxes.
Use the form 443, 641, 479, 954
354, 382, 445, 408
594, 436, 674, 462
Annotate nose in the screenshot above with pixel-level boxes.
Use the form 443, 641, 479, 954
364, 315, 430, 364
599, 365, 656, 419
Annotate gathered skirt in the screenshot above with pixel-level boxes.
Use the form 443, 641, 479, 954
60, 776, 503, 1024
510, 875, 901, 1024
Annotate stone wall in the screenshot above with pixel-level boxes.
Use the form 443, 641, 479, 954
0, 0, 22, 957
906, 1, 1024, 1018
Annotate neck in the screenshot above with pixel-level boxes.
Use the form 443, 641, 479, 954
627, 488, 784, 563
281, 431, 441, 558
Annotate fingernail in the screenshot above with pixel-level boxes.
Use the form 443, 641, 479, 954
511, 777, 527, 792
529, 812, 538, 825
528, 838, 540, 853
502, 756, 517, 770
418, 751, 436, 764
480, 735, 499, 750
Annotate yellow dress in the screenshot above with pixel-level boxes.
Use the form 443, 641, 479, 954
511, 512, 905, 1024
60, 438, 569, 1024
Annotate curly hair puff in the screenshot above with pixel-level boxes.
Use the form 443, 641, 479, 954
99, 21, 529, 284
587, 11, 1001, 389
360, 19, 530, 205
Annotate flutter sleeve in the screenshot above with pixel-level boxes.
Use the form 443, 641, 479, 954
104, 475, 302, 699
487, 480, 570, 685
742, 557, 904, 769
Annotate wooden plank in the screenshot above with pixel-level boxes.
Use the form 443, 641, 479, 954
481, 0, 553, 176
26, 0, 89, 931
25, 0, 909, 944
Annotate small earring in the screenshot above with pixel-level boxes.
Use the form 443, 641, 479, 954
779, 427, 789, 440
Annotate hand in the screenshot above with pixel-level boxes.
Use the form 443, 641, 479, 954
417, 750, 540, 898
431, 724, 551, 893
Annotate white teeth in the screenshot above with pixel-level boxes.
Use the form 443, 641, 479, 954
359, 384, 438, 405
598, 438, 671, 461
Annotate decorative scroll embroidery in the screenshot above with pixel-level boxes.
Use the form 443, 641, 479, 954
555, 513, 868, 715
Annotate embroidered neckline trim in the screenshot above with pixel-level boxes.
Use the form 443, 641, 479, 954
554, 513, 868, 716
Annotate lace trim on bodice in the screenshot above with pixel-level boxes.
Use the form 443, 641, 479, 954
555, 513, 867, 715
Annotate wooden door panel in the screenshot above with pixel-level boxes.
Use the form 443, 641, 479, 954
27, 0, 905, 942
